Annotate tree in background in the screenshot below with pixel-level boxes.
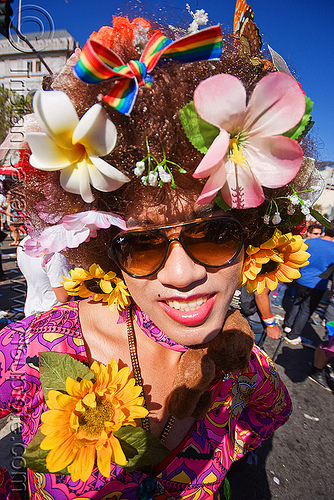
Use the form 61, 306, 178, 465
0, 85, 33, 144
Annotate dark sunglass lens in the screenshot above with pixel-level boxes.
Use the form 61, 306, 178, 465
182, 219, 243, 266
112, 232, 167, 276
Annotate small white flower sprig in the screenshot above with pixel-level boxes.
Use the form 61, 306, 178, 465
186, 4, 209, 33
263, 186, 313, 226
133, 139, 186, 188
287, 191, 313, 216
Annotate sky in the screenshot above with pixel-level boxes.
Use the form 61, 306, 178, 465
8, 0, 334, 162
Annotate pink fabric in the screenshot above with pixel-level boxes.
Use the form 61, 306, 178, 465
134, 304, 188, 352
0, 301, 291, 499
320, 334, 334, 358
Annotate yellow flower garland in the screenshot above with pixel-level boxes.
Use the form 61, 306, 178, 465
241, 229, 310, 294
40, 358, 148, 481
61, 263, 130, 311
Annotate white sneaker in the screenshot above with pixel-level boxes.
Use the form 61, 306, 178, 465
285, 336, 302, 345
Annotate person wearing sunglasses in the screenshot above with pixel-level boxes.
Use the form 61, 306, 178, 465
0, 7, 320, 500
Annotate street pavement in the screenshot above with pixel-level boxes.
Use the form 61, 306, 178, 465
0, 232, 333, 500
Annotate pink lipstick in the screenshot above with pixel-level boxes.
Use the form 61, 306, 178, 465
159, 294, 216, 326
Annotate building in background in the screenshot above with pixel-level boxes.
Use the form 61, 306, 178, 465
316, 161, 334, 220
0, 30, 79, 94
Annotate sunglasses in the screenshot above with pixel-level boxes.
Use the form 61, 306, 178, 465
109, 216, 248, 278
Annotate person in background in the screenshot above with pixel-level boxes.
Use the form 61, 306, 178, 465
17, 235, 72, 316
308, 264, 334, 389
0, 251, 6, 281
0, 197, 8, 281
272, 224, 322, 307
321, 263, 334, 328
5, 191, 21, 246
240, 287, 282, 349
308, 324, 334, 391
0, 189, 6, 232
306, 223, 322, 239
283, 223, 334, 345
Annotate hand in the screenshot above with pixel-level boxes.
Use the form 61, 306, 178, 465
266, 325, 282, 340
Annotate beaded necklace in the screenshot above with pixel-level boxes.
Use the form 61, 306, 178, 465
126, 307, 175, 442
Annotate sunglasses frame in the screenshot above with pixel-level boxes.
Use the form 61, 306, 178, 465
109, 216, 248, 278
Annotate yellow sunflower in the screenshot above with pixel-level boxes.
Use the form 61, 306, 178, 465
61, 263, 130, 311
40, 358, 148, 482
241, 229, 310, 294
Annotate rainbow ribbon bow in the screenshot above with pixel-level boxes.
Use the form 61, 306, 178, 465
74, 25, 222, 116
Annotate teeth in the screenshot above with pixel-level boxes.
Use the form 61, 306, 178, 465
166, 296, 208, 311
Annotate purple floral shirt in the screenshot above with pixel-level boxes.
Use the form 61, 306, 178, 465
0, 302, 291, 499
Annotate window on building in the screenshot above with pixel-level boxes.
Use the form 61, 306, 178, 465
27, 61, 33, 73
36, 61, 41, 72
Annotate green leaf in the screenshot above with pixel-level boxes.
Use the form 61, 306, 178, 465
22, 430, 69, 475
114, 426, 169, 470
179, 101, 219, 154
214, 191, 232, 211
283, 95, 314, 140
223, 477, 232, 500
309, 209, 332, 229
39, 352, 94, 400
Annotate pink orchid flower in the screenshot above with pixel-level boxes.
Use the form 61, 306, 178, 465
193, 72, 306, 208
62, 211, 126, 232
24, 224, 91, 257
24, 211, 126, 257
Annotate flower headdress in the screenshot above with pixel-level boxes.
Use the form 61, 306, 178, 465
15, 4, 328, 302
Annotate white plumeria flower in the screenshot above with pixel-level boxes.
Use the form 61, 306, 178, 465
134, 161, 146, 176
26, 90, 129, 203
272, 212, 282, 224
157, 165, 172, 183
148, 171, 159, 186
141, 175, 149, 186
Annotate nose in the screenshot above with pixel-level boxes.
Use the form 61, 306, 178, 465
157, 241, 207, 289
